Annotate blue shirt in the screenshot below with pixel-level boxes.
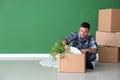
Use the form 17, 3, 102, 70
65, 32, 97, 57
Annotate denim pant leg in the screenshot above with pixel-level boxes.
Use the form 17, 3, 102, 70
86, 54, 96, 63
86, 53, 96, 68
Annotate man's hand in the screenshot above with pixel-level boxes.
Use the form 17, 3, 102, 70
64, 45, 70, 50
81, 49, 88, 54
63, 40, 70, 50
62, 40, 67, 46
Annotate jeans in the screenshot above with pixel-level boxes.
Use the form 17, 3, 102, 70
86, 53, 96, 68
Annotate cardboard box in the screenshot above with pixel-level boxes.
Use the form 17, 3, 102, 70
98, 9, 120, 32
96, 31, 120, 47
98, 46, 120, 63
58, 54, 86, 73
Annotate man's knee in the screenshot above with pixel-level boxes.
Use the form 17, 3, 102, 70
86, 54, 96, 62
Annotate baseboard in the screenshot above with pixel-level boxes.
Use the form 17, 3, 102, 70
0, 53, 98, 60
0, 54, 50, 60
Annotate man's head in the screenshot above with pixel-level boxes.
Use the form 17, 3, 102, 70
79, 22, 90, 39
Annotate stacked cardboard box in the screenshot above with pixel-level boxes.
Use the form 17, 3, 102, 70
96, 9, 120, 63
96, 31, 120, 47
98, 46, 120, 63
58, 54, 86, 72
98, 9, 120, 32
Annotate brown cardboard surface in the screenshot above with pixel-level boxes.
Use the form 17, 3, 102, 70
96, 31, 120, 47
58, 54, 86, 73
98, 46, 120, 63
98, 9, 120, 32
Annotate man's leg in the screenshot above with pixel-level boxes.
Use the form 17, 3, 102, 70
86, 54, 96, 69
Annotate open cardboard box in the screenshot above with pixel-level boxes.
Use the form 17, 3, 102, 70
58, 54, 86, 73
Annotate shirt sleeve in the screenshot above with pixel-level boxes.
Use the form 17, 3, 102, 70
89, 37, 98, 49
64, 32, 77, 44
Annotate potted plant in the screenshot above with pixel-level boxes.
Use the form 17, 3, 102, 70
50, 39, 70, 61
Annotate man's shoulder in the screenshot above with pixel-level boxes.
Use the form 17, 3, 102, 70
88, 34, 95, 40
68, 32, 79, 38
71, 32, 78, 34
70, 32, 79, 36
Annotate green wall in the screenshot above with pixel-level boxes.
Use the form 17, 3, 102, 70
0, 0, 120, 53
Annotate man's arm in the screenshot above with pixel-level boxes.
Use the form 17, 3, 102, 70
63, 40, 70, 50
64, 32, 77, 44
63, 32, 77, 50
81, 49, 97, 54
81, 36, 98, 54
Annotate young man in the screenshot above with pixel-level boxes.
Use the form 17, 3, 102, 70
63, 22, 97, 69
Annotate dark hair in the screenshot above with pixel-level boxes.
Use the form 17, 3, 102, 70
80, 22, 90, 30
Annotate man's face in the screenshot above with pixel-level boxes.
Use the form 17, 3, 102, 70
79, 27, 89, 39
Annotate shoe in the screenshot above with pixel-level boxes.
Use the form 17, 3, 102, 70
86, 62, 95, 70
91, 62, 95, 69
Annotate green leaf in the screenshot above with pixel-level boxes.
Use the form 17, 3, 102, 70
50, 39, 70, 61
